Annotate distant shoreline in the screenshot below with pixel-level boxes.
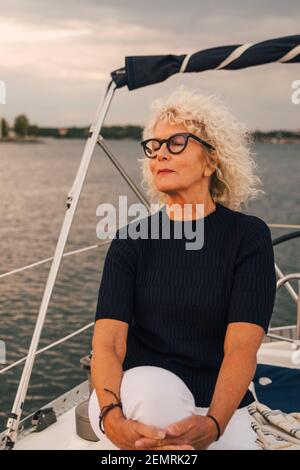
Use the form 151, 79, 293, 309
1, 138, 299, 145
0, 136, 42, 143
1, 127, 300, 144
1, 137, 299, 144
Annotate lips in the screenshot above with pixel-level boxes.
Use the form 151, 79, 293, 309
157, 169, 175, 174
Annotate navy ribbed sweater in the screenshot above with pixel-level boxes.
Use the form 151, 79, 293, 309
95, 202, 277, 408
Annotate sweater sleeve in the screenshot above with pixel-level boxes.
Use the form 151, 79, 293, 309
95, 228, 137, 325
227, 220, 277, 333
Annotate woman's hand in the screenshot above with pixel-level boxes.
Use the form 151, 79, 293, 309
104, 413, 194, 450
134, 414, 218, 450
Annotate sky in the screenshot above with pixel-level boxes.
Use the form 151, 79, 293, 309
0, 0, 299, 131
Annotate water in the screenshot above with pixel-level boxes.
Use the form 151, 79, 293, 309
0, 138, 299, 430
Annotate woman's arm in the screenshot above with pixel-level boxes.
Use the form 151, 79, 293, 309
207, 222, 276, 435
134, 322, 264, 450
134, 322, 265, 450
91, 318, 128, 426
91, 318, 185, 450
207, 321, 265, 435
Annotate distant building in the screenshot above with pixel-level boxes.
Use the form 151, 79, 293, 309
8, 129, 16, 139
58, 128, 68, 137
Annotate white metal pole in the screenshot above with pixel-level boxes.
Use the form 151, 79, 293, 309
3, 80, 117, 449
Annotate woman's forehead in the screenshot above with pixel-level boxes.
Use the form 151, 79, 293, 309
153, 120, 189, 138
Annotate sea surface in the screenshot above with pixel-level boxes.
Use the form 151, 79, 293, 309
0, 138, 299, 430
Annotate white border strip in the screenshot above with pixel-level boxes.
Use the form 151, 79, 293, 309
216, 43, 253, 70
279, 45, 300, 63
179, 54, 192, 72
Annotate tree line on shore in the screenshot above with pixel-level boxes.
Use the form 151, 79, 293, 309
1, 114, 299, 142
0, 115, 143, 140
1, 115, 39, 138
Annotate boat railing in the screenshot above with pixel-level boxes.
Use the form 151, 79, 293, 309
265, 273, 300, 344
0, 240, 111, 280
1, 231, 299, 368
0, 321, 94, 375
1, 263, 299, 377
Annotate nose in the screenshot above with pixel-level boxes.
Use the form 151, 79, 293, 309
156, 142, 171, 160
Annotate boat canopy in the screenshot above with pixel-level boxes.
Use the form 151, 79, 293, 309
111, 34, 300, 90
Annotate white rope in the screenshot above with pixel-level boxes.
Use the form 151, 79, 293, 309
216, 43, 253, 70
0, 321, 94, 375
268, 223, 300, 229
0, 240, 111, 279
0, 224, 299, 280
179, 53, 192, 72
278, 45, 300, 62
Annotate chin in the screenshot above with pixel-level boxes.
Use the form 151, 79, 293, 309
156, 184, 177, 193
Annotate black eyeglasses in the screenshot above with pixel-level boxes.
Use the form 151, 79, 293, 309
141, 132, 215, 159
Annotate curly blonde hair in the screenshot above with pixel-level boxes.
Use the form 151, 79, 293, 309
138, 85, 265, 211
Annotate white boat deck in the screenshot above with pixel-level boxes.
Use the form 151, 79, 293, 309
5, 331, 299, 450
7, 381, 114, 451
15, 405, 108, 451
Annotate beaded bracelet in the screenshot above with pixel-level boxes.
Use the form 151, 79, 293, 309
99, 388, 123, 434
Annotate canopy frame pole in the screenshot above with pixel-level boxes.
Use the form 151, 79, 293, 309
3, 79, 117, 450
96, 136, 151, 211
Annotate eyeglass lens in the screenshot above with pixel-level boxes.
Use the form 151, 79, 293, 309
145, 134, 187, 157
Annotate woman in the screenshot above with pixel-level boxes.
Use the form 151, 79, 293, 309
89, 85, 277, 450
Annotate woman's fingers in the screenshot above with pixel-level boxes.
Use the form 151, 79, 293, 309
133, 421, 166, 440
149, 444, 195, 450
135, 437, 176, 448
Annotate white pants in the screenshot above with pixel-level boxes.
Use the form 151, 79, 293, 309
88, 365, 260, 450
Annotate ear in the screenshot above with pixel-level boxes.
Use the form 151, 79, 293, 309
204, 152, 218, 177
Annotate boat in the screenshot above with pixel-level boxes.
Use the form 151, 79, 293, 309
1, 34, 300, 451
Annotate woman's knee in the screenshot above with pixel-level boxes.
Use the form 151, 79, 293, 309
120, 366, 196, 428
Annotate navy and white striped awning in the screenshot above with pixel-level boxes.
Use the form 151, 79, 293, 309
111, 34, 300, 91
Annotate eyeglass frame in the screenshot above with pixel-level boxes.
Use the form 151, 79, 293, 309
140, 132, 215, 159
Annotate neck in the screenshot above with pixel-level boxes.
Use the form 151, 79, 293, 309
164, 195, 216, 221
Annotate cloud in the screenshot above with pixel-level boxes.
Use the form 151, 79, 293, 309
0, 0, 299, 128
